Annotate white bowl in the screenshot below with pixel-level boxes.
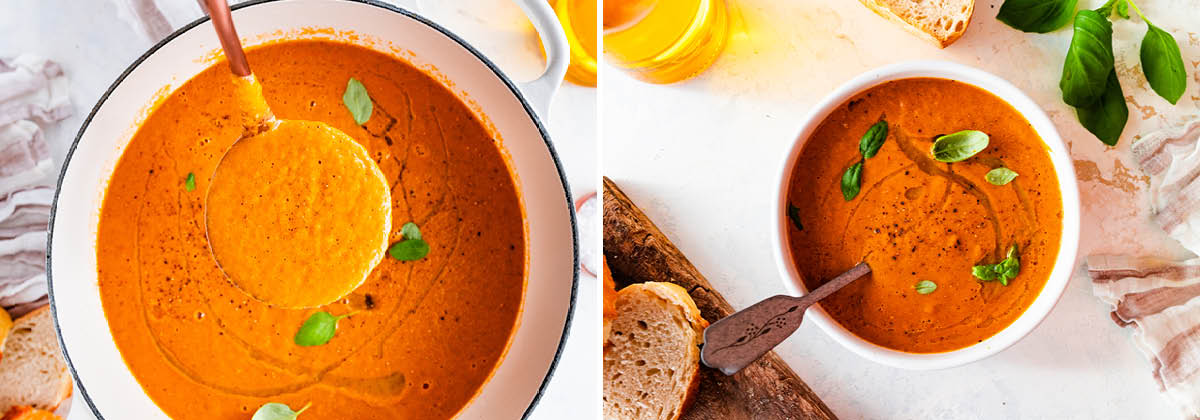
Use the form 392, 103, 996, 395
771, 61, 1081, 370
48, 0, 577, 418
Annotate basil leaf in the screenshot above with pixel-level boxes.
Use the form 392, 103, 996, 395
996, 0, 1078, 33
294, 311, 354, 347
185, 172, 196, 192
401, 222, 422, 240
1060, 10, 1115, 108
252, 402, 310, 420
858, 120, 888, 159
914, 280, 937, 295
986, 167, 1019, 185
841, 161, 863, 201
1141, 23, 1188, 105
930, 130, 990, 162
1115, 0, 1130, 19
787, 204, 803, 231
973, 265, 998, 280
388, 238, 430, 261
1076, 69, 1128, 146
342, 78, 373, 125
1007, 244, 1020, 260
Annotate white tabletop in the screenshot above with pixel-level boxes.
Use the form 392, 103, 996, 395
0, 0, 598, 419
603, 0, 1199, 418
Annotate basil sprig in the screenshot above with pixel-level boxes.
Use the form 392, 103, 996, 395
786, 203, 803, 231
1061, 10, 1115, 108
185, 172, 196, 192
841, 161, 863, 201
841, 118, 887, 201
986, 167, 1019, 185
343, 77, 374, 125
972, 244, 1021, 286
858, 120, 888, 158
1141, 23, 1187, 104
996, 0, 1188, 146
997, 0, 1078, 34
253, 402, 311, 420
294, 311, 356, 347
914, 280, 937, 295
389, 222, 430, 261
1076, 70, 1128, 146
931, 130, 989, 163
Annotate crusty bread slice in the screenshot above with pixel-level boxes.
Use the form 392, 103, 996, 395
603, 282, 708, 420
0, 306, 72, 414
1, 406, 62, 420
858, 0, 974, 48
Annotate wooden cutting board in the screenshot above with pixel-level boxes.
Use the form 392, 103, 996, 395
602, 177, 838, 420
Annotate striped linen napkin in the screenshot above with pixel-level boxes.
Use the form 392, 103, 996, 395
0, 55, 70, 318
1089, 117, 1200, 418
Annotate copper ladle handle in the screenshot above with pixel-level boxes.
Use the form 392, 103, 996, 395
201, 0, 251, 77
700, 262, 871, 375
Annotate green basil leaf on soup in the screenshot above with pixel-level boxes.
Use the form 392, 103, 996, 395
1060, 10, 1115, 108
996, 0, 1078, 33
914, 280, 937, 295
787, 204, 804, 231
389, 238, 430, 261
342, 78, 374, 125
1140, 23, 1188, 105
973, 265, 998, 281
185, 172, 196, 192
841, 160, 863, 201
858, 120, 888, 159
294, 312, 354, 347
252, 402, 311, 420
930, 130, 990, 162
986, 167, 1019, 185
401, 222, 422, 240
1076, 69, 1128, 146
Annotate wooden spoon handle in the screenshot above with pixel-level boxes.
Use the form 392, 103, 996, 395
202, 0, 251, 77
701, 262, 871, 375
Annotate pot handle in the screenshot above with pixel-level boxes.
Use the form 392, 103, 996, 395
512, 0, 569, 118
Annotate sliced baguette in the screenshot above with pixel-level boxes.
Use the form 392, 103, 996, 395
603, 282, 708, 420
858, 0, 974, 48
1, 406, 62, 420
0, 306, 72, 414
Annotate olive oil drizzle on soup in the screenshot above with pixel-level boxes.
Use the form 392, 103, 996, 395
97, 40, 526, 419
785, 78, 1063, 354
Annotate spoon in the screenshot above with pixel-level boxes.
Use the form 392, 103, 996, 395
700, 262, 872, 375
200, 0, 392, 309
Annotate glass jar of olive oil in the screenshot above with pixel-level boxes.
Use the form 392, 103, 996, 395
603, 0, 730, 84
551, 0, 598, 86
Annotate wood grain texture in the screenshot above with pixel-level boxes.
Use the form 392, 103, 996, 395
602, 177, 838, 420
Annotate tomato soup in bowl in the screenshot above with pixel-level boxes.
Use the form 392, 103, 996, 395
772, 61, 1081, 370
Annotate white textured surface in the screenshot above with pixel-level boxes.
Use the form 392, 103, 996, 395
603, 0, 1200, 418
0, 0, 598, 419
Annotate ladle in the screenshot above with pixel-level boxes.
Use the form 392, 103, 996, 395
201, 0, 393, 309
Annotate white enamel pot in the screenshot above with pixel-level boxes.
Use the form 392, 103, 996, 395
47, 0, 577, 418
771, 61, 1081, 370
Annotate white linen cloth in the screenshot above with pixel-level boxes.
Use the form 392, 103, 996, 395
1089, 116, 1200, 419
0, 55, 69, 318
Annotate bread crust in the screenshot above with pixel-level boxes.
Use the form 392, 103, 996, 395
857, 0, 974, 48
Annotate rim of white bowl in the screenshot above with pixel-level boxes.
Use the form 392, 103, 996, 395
45, 0, 579, 417
771, 60, 1081, 370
